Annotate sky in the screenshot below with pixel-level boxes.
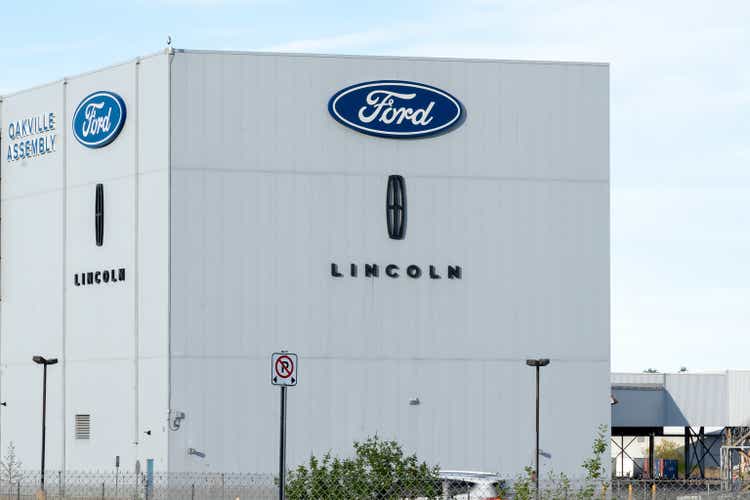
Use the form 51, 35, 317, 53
1, 1, 749, 372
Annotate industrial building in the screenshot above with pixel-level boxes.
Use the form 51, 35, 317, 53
0, 49, 610, 474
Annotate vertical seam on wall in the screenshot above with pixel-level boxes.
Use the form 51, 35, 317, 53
134, 58, 141, 450
167, 48, 174, 472
61, 78, 68, 475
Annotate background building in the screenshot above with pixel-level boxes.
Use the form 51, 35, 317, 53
611, 371, 750, 480
0, 49, 610, 474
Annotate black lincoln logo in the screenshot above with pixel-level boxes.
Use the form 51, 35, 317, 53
95, 183, 104, 246
330, 174, 462, 280
386, 175, 407, 240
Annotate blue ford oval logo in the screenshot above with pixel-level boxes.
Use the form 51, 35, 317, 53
328, 80, 463, 138
72, 91, 127, 148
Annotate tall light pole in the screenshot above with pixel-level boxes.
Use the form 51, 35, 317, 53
33, 355, 58, 493
526, 358, 550, 500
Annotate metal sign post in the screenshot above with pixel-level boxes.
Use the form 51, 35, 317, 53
271, 351, 298, 500
279, 384, 287, 500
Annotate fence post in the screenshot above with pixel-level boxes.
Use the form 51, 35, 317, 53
101, 481, 105, 500
222, 473, 225, 500
650, 482, 656, 500
627, 482, 632, 500
58, 471, 62, 499
16, 481, 20, 500
191, 483, 195, 500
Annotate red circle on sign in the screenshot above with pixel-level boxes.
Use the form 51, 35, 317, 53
275, 355, 294, 379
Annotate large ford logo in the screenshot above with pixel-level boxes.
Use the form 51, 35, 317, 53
72, 91, 126, 148
328, 80, 463, 138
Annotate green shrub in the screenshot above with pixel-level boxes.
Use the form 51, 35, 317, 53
286, 436, 441, 499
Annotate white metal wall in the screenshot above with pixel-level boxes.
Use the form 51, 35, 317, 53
728, 371, 750, 426
666, 373, 727, 425
0, 53, 170, 472
168, 51, 610, 476
1, 81, 66, 471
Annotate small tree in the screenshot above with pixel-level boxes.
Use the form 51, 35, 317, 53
578, 425, 609, 499
512, 426, 609, 499
511, 466, 535, 500
512, 467, 572, 500
286, 435, 440, 499
645, 440, 684, 475
0, 442, 23, 485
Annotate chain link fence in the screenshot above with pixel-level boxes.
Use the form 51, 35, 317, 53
0, 471, 277, 499
0, 470, 550, 499
5, 472, 750, 499
610, 479, 750, 500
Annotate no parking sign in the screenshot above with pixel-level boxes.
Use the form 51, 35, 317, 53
271, 352, 298, 386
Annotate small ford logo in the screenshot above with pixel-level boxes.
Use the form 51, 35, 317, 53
72, 91, 126, 148
328, 80, 463, 138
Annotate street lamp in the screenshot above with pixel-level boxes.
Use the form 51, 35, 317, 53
526, 358, 550, 499
33, 355, 58, 493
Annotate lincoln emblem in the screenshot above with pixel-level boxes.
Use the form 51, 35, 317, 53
386, 175, 406, 240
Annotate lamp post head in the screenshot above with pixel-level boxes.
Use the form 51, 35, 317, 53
33, 356, 58, 366
526, 358, 550, 367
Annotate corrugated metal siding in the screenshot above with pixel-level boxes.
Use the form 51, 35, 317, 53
611, 372, 665, 385
0, 52, 170, 472
728, 371, 750, 426
1, 81, 67, 471
613, 371, 750, 427
168, 51, 610, 475
665, 373, 727, 426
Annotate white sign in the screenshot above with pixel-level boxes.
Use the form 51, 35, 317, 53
271, 352, 298, 386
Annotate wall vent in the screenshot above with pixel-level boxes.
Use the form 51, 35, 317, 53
75, 414, 91, 440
